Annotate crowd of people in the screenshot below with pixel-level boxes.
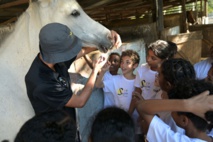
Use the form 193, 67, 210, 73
8, 22, 213, 142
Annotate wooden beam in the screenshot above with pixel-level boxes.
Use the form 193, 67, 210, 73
0, 17, 17, 25
0, 0, 28, 9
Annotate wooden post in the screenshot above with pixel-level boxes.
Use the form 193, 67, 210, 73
152, 0, 157, 23
201, 0, 203, 18
204, 0, 207, 17
181, 0, 187, 33
195, 0, 198, 22
157, 0, 164, 38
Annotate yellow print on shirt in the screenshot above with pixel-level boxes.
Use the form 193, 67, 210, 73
141, 80, 146, 88
117, 88, 128, 96
117, 88, 123, 95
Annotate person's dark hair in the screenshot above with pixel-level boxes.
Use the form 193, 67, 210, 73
90, 107, 135, 142
109, 52, 121, 58
121, 49, 140, 65
148, 40, 177, 59
15, 110, 77, 142
168, 79, 213, 132
210, 46, 213, 59
161, 58, 196, 87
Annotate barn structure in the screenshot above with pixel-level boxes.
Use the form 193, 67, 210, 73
1, 0, 213, 63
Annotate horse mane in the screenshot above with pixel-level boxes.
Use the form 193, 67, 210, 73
0, 24, 14, 46
0, 1, 43, 50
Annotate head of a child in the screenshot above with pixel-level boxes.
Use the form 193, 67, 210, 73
147, 40, 177, 71
15, 110, 77, 142
120, 50, 140, 75
89, 107, 135, 142
168, 79, 213, 136
108, 52, 121, 74
158, 58, 195, 94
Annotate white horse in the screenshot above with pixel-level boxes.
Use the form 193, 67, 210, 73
0, 0, 115, 141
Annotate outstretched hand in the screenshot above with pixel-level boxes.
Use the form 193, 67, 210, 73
110, 30, 122, 49
100, 61, 111, 73
93, 54, 108, 73
189, 90, 213, 119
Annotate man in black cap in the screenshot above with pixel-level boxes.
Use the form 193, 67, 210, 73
25, 23, 121, 119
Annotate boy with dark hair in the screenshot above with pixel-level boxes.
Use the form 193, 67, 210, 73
136, 79, 213, 141
15, 110, 77, 142
89, 107, 135, 142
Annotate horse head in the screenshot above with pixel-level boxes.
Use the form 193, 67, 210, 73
31, 0, 113, 52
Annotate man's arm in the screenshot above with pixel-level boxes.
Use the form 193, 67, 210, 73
65, 54, 108, 108
76, 47, 97, 60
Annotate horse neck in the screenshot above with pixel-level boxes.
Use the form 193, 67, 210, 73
0, 2, 48, 87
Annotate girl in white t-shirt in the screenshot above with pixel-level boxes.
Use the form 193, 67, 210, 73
133, 40, 178, 100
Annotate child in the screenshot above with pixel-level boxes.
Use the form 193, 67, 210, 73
156, 58, 196, 133
133, 58, 196, 136
15, 110, 77, 142
89, 107, 135, 142
95, 49, 141, 139
136, 79, 213, 142
84, 52, 121, 108
134, 40, 177, 100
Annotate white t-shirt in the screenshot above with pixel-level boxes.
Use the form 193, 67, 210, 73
134, 63, 161, 100
194, 58, 213, 80
103, 71, 117, 108
147, 115, 212, 142
159, 111, 185, 134
103, 75, 141, 134
103, 75, 134, 111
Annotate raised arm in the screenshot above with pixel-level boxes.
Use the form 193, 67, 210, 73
95, 61, 111, 88
136, 90, 212, 120
65, 54, 108, 108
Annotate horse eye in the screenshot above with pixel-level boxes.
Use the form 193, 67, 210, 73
71, 10, 80, 17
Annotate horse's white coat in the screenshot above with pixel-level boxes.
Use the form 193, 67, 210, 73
0, 0, 114, 141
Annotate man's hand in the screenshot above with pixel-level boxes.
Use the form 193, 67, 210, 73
110, 30, 122, 49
